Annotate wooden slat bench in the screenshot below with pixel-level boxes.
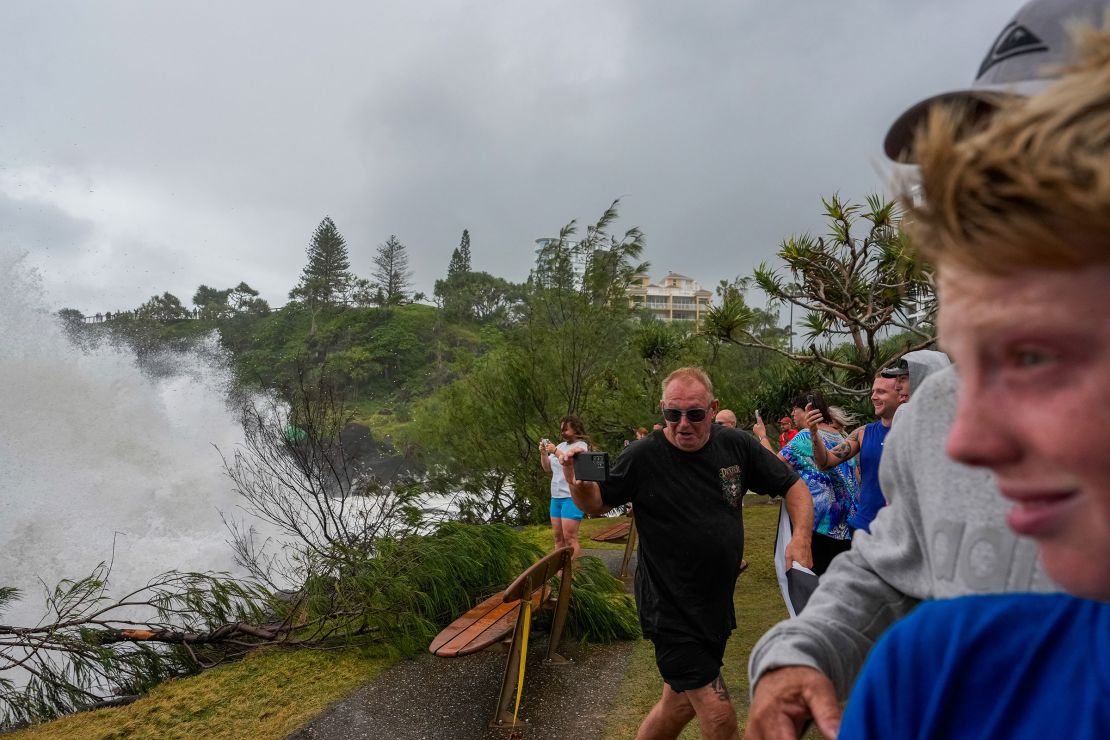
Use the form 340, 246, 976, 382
428, 546, 575, 729
591, 511, 638, 579
428, 585, 551, 658
591, 520, 632, 544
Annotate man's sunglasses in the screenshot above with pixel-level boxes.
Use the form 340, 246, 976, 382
662, 407, 709, 424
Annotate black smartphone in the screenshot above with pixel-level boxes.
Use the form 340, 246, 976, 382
573, 451, 610, 482
806, 394, 817, 408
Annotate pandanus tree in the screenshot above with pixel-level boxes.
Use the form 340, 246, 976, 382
702, 194, 936, 396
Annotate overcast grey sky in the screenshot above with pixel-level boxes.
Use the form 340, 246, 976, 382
1, 0, 1022, 312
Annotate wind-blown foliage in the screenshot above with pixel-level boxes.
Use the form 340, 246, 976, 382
222, 376, 427, 590
703, 194, 936, 395
193, 282, 269, 320
0, 566, 269, 729
526, 199, 649, 414
135, 292, 190, 322
0, 523, 553, 729
558, 556, 640, 642
406, 343, 546, 524
409, 201, 651, 523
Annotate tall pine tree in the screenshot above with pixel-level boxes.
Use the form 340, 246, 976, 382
458, 229, 472, 271
447, 229, 472, 277
372, 235, 413, 305
290, 216, 353, 306
447, 248, 464, 276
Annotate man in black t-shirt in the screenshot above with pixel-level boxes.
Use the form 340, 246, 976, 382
561, 367, 813, 740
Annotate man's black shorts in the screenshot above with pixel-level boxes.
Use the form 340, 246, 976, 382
651, 637, 727, 692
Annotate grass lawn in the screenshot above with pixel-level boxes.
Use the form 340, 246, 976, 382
7, 644, 394, 740
518, 513, 633, 553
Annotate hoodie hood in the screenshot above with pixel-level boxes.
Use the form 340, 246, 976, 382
902, 350, 951, 399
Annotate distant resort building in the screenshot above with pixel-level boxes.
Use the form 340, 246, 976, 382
627, 272, 713, 324
532, 238, 714, 324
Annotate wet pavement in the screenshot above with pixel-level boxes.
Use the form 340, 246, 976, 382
287, 549, 639, 740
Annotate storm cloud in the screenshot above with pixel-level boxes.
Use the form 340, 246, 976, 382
0, 0, 1022, 312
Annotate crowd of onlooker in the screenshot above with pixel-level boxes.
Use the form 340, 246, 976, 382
534, 1, 1110, 736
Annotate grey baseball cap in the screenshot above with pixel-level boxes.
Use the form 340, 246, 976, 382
884, 0, 1110, 161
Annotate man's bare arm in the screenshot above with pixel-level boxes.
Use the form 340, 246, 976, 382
813, 425, 863, 471
782, 479, 814, 569
567, 480, 609, 515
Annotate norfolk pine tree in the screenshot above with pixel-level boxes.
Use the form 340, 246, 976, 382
290, 217, 353, 308
447, 248, 465, 277
458, 228, 472, 271
371, 235, 413, 305
447, 229, 472, 277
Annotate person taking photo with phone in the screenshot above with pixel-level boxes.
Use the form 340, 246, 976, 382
538, 414, 589, 558
755, 392, 860, 575
559, 367, 814, 740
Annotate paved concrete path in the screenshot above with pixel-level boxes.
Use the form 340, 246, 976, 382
287, 548, 638, 740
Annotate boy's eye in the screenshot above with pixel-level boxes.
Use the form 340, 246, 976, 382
1014, 348, 1052, 367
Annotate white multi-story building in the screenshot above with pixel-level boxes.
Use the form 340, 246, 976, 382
627, 272, 714, 324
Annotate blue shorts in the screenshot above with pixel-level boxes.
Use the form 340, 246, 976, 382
550, 496, 584, 520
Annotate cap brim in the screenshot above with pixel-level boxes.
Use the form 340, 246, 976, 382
883, 79, 1051, 163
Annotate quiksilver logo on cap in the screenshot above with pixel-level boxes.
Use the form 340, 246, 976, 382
978, 22, 1049, 78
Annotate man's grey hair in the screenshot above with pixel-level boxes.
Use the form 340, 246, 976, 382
661, 367, 714, 401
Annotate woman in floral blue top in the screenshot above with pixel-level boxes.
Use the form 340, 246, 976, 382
779, 392, 860, 575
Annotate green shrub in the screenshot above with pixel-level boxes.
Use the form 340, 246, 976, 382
559, 555, 640, 642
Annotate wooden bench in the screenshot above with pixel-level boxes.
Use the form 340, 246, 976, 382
591, 519, 631, 543
428, 546, 575, 729
591, 511, 638, 579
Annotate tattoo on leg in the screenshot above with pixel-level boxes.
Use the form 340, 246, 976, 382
710, 673, 730, 702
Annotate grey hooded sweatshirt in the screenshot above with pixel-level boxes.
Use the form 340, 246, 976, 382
898, 349, 951, 402
748, 365, 1057, 698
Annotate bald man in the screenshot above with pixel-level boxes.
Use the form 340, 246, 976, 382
716, 409, 738, 428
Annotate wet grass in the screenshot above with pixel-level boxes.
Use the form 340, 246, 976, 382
518, 513, 633, 553
8, 644, 394, 740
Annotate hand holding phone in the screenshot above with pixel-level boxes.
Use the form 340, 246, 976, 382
753, 410, 767, 439
573, 451, 609, 482
804, 398, 822, 431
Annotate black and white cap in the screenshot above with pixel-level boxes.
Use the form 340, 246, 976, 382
879, 358, 909, 379
884, 0, 1110, 161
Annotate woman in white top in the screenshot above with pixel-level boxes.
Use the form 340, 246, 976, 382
539, 414, 589, 557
